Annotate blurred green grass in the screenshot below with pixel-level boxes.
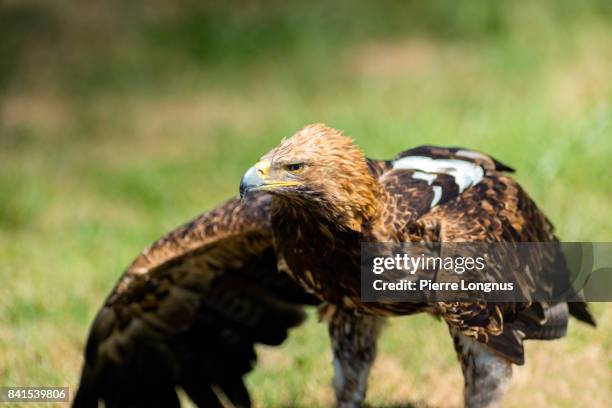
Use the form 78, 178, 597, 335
1, 1, 611, 407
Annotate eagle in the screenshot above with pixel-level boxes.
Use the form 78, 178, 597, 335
75, 123, 595, 408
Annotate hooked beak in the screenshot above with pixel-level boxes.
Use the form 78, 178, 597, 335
240, 159, 300, 198
240, 164, 264, 198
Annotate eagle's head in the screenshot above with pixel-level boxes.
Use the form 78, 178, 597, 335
240, 124, 382, 230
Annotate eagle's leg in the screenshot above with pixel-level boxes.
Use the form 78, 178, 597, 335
329, 308, 383, 408
453, 333, 512, 408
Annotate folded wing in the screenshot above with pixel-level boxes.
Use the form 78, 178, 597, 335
372, 146, 595, 364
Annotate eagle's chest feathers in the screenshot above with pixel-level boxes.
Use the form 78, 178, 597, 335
272, 207, 362, 303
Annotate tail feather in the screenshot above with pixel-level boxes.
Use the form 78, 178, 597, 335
525, 302, 568, 340
568, 301, 596, 326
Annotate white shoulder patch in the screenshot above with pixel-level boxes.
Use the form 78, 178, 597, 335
411, 171, 437, 185
431, 185, 443, 208
393, 156, 484, 193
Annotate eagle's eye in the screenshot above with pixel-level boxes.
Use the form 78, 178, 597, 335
283, 163, 305, 173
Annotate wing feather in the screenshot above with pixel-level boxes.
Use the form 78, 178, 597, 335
74, 194, 317, 408
372, 146, 594, 364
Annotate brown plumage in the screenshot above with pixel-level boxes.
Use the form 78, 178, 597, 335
76, 123, 595, 408
74, 194, 318, 408
239, 124, 595, 407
